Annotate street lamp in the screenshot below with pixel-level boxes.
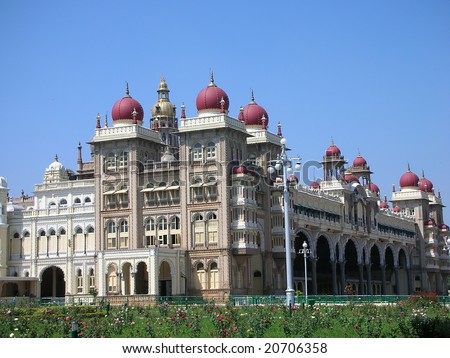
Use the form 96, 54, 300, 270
268, 137, 301, 308
299, 241, 310, 305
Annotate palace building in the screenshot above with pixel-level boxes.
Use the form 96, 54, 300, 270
1, 74, 449, 302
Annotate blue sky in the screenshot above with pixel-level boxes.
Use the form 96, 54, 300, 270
1, 0, 449, 222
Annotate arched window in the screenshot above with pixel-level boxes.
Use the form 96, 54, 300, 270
196, 263, 206, 290
75, 227, 83, 234
59, 199, 67, 207
60, 229, 66, 235
49, 229, 56, 236
13, 232, 19, 239
107, 266, 118, 293
107, 221, 116, 249
193, 143, 202, 161
171, 216, 180, 230
209, 262, 219, 289
193, 214, 204, 245
48, 202, 56, 209
158, 218, 168, 245
119, 220, 129, 248
89, 268, 95, 290
87, 226, 94, 233
40, 230, 46, 236
119, 151, 128, 168
145, 218, 156, 246
158, 218, 167, 231
76, 269, 83, 293
74, 197, 81, 205
23, 231, 30, 238
207, 212, 218, 244
206, 142, 216, 159
106, 152, 116, 171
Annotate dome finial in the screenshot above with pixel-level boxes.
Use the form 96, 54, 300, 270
251, 89, 255, 103
96, 113, 101, 129
407, 163, 411, 172
125, 81, 130, 97
261, 115, 267, 130
132, 108, 138, 124
331, 136, 334, 145
181, 102, 186, 119
422, 169, 425, 178
209, 70, 215, 86
277, 121, 282, 136
55, 154, 58, 162
104, 113, 108, 128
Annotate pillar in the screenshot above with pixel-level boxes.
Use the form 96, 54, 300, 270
381, 264, 386, 295
311, 257, 317, 295
358, 263, 364, 295
394, 266, 400, 295
365, 263, 372, 295
339, 260, 346, 295
331, 259, 338, 295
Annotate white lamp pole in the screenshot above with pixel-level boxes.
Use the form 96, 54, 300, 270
299, 241, 310, 305
268, 137, 301, 308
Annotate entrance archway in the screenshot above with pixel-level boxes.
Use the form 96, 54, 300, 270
41, 266, 65, 297
159, 261, 172, 296
135, 262, 149, 294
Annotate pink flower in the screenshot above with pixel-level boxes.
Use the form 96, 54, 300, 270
130, 322, 135, 326
65, 316, 70, 321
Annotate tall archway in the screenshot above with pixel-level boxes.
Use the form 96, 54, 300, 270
385, 247, 395, 294
316, 235, 332, 294
293, 232, 310, 293
122, 263, 132, 295
135, 262, 149, 294
159, 261, 172, 296
370, 245, 382, 295
344, 240, 359, 294
398, 249, 409, 295
41, 266, 65, 297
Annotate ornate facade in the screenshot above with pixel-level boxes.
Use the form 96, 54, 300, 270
1, 75, 449, 301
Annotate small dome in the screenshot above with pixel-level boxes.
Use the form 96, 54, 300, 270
344, 172, 359, 184
439, 224, 449, 231
310, 181, 320, 189
46, 155, 65, 172
241, 92, 269, 127
393, 206, 401, 213
325, 143, 341, 157
418, 174, 433, 193
400, 167, 419, 188
353, 155, 367, 167
196, 73, 229, 114
111, 84, 144, 124
161, 148, 176, 162
368, 182, 380, 194
380, 201, 388, 209
232, 165, 248, 175
151, 78, 176, 118
425, 218, 436, 226
287, 174, 299, 183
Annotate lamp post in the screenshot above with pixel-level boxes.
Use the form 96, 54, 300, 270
299, 241, 310, 305
268, 137, 301, 308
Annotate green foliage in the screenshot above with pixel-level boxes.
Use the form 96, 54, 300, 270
1, 298, 450, 338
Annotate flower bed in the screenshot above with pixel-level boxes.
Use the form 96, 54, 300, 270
1, 296, 449, 338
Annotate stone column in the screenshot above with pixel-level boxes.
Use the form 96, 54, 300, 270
358, 263, 364, 295
381, 264, 386, 295
394, 266, 400, 295
406, 266, 412, 294
339, 260, 346, 295
311, 257, 317, 295
365, 263, 372, 295
331, 259, 338, 295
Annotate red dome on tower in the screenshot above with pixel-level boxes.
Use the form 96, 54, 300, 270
241, 92, 269, 127
380, 201, 388, 209
196, 73, 229, 113
399, 167, 419, 188
111, 84, 144, 123
353, 155, 367, 167
418, 173, 434, 193
232, 165, 248, 175
344, 172, 359, 184
326, 143, 341, 157
368, 182, 380, 194
311, 181, 320, 189
393, 206, 401, 213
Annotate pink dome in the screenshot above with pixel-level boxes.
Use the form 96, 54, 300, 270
232, 165, 248, 175
111, 85, 144, 123
368, 182, 380, 194
344, 173, 359, 184
353, 155, 367, 167
311, 181, 320, 189
439, 224, 449, 231
287, 174, 299, 183
326, 143, 341, 157
425, 218, 436, 226
400, 169, 419, 188
418, 176, 433, 193
241, 93, 269, 127
393, 206, 401, 213
380, 201, 388, 209
196, 74, 229, 113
